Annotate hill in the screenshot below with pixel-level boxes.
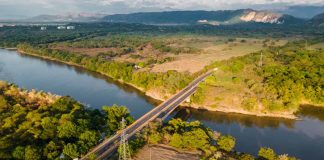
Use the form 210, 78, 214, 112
277, 5, 324, 19
102, 9, 304, 25
309, 13, 324, 26
25, 13, 105, 22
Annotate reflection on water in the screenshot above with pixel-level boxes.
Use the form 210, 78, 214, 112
19, 52, 160, 104
0, 49, 158, 119
178, 107, 324, 159
297, 105, 324, 121
2, 49, 324, 160
186, 108, 296, 129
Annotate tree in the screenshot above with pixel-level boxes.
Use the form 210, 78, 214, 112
217, 135, 236, 152
78, 131, 100, 152
24, 146, 41, 160
63, 143, 80, 159
258, 147, 277, 160
12, 146, 25, 159
102, 105, 134, 135
57, 121, 78, 138
44, 141, 61, 159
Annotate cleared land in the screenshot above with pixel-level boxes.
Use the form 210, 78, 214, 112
52, 35, 288, 73
310, 42, 324, 50
134, 144, 200, 160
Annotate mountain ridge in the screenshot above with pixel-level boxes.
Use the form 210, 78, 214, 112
102, 9, 304, 25
309, 13, 324, 26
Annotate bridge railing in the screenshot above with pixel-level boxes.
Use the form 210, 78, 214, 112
81, 69, 215, 159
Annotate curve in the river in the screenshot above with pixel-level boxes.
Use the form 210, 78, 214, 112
1, 49, 324, 160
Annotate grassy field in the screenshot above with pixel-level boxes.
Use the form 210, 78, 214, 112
51, 35, 288, 73
151, 37, 287, 73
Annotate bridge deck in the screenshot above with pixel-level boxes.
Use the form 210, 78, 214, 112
81, 70, 214, 160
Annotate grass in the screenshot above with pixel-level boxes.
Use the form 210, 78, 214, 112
150, 36, 287, 73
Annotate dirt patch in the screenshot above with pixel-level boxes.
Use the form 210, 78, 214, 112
134, 144, 201, 160
151, 38, 287, 73
310, 42, 324, 50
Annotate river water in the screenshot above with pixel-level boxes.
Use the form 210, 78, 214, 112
0, 49, 323, 160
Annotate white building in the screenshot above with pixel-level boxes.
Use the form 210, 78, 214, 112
40, 26, 47, 30
57, 26, 66, 30
67, 26, 75, 30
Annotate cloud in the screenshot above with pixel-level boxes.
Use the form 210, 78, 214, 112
0, 0, 323, 19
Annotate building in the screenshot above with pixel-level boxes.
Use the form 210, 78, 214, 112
57, 26, 66, 30
67, 26, 75, 30
40, 26, 47, 30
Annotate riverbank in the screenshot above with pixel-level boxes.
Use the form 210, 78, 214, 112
0, 47, 17, 50
188, 104, 298, 119
15, 49, 301, 119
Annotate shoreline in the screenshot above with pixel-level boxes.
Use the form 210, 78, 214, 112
187, 104, 299, 119
10, 48, 308, 120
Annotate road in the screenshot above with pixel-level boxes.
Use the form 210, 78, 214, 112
81, 70, 214, 160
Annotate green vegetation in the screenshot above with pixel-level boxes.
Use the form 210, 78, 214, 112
1, 22, 323, 48
17, 44, 192, 95
0, 81, 133, 159
193, 39, 324, 114
217, 135, 236, 152
1, 22, 323, 117
143, 119, 296, 160
258, 147, 297, 160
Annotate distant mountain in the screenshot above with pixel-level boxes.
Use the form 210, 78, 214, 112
277, 6, 324, 19
309, 13, 324, 26
102, 9, 304, 25
26, 13, 106, 22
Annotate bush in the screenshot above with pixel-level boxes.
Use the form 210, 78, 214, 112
258, 147, 277, 160
242, 98, 257, 111
217, 135, 236, 152
239, 153, 255, 160
149, 133, 162, 144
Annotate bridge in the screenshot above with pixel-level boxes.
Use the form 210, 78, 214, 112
81, 69, 215, 160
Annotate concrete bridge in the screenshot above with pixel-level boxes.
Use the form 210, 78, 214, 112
81, 70, 215, 160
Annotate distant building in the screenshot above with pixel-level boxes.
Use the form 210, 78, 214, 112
198, 19, 208, 23
40, 26, 47, 30
57, 26, 66, 30
67, 26, 75, 30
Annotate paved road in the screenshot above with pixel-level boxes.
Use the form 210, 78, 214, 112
81, 70, 214, 160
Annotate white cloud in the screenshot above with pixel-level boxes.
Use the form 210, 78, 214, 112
98, 0, 324, 9
0, 0, 323, 18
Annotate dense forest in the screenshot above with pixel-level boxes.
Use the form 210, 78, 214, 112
0, 81, 133, 159
192, 39, 324, 115
1, 22, 323, 47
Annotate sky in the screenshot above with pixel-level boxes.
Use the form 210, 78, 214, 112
0, 0, 323, 19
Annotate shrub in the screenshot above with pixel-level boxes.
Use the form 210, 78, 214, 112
217, 135, 236, 152
242, 98, 257, 111
239, 153, 255, 160
258, 147, 277, 160
149, 133, 162, 144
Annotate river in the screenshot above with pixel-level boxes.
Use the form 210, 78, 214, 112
0, 49, 323, 160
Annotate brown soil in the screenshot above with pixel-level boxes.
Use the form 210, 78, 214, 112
134, 144, 201, 160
